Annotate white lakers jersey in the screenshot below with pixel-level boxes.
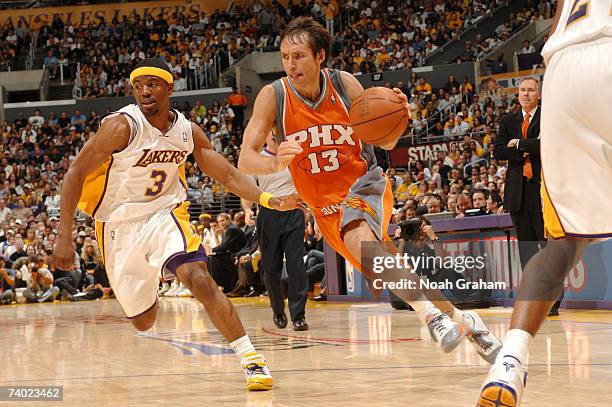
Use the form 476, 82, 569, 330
79, 104, 193, 222
542, 1, 612, 63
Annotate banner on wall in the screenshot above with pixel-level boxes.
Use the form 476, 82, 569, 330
389, 141, 451, 167
478, 68, 545, 95
0, 0, 227, 30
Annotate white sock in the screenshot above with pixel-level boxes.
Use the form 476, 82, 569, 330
501, 329, 532, 366
408, 295, 441, 324
229, 334, 256, 360
450, 308, 474, 333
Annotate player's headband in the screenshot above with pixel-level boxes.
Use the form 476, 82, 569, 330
130, 67, 173, 86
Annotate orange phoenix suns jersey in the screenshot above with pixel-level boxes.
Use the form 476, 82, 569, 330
270, 69, 378, 214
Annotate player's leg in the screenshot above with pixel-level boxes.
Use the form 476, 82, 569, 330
477, 237, 589, 406
338, 173, 501, 359
176, 261, 273, 391
130, 303, 158, 331
340, 219, 462, 353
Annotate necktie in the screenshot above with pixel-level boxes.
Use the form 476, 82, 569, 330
522, 112, 533, 179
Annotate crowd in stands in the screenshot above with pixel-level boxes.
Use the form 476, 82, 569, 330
6, 0, 553, 93
0, 0, 543, 304
0, 22, 30, 72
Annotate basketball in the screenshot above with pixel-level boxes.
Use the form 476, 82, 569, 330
349, 87, 409, 147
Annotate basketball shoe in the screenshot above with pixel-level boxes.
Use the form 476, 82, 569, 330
241, 352, 273, 391
477, 355, 527, 407
463, 311, 503, 364
427, 312, 464, 353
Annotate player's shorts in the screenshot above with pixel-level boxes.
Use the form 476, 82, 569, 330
314, 167, 394, 272
541, 38, 612, 239
94, 201, 206, 318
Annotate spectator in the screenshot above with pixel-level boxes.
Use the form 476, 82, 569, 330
28, 110, 45, 129
173, 72, 188, 92
0, 199, 12, 223
519, 40, 536, 54
208, 213, 246, 292
12, 199, 33, 224
228, 86, 248, 128
43, 50, 59, 78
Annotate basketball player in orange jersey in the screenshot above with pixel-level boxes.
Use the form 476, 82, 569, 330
477, 1, 612, 405
52, 58, 302, 391
238, 17, 502, 363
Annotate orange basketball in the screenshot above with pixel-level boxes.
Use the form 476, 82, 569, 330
349, 87, 409, 147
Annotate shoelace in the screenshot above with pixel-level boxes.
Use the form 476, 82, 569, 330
429, 314, 449, 338
245, 362, 267, 376
469, 330, 493, 351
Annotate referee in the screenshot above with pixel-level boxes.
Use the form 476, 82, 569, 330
241, 134, 309, 331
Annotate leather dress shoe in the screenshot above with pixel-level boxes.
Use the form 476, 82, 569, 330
292, 318, 309, 331
273, 312, 288, 329
245, 288, 259, 297
312, 294, 327, 302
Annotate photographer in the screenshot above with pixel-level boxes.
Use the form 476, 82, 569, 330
23, 256, 59, 303
389, 217, 447, 310
0, 258, 16, 305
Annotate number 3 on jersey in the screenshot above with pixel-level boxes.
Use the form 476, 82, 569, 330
145, 170, 167, 196
308, 149, 339, 174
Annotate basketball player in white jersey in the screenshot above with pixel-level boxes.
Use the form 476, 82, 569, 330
477, 2, 612, 405
52, 58, 299, 391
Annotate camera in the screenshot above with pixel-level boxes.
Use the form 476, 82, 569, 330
397, 218, 422, 240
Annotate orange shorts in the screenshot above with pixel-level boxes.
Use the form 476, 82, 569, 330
314, 175, 394, 273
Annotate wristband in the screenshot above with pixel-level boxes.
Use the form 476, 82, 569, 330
259, 192, 274, 209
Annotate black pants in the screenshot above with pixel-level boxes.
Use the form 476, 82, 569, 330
208, 253, 237, 293
511, 178, 563, 308
257, 207, 307, 321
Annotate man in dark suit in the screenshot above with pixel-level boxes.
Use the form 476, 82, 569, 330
494, 77, 561, 316
209, 213, 247, 292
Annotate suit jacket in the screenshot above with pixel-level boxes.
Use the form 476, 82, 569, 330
213, 224, 247, 255
493, 108, 541, 212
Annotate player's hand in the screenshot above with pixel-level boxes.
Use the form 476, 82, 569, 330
392, 87, 410, 116
52, 238, 76, 271
275, 141, 302, 169
269, 193, 308, 211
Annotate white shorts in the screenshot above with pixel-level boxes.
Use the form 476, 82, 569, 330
541, 38, 612, 239
95, 201, 206, 318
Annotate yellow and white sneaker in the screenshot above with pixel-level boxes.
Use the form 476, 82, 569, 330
477, 355, 527, 406
241, 353, 273, 391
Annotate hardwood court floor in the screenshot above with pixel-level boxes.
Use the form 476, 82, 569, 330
1, 297, 612, 406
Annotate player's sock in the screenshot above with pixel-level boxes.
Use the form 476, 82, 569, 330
450, 307, 474, 333
230, 334, 256, 361
409, 295, 442, 324
500, 329, 532, 366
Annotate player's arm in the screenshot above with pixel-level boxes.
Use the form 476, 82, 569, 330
339, 71, 408, 150
549, 0, 564, 36
238, 85, 302, 174
192, 123, 300, 210
54, 116, 131, 270
492, 116, 524, 162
